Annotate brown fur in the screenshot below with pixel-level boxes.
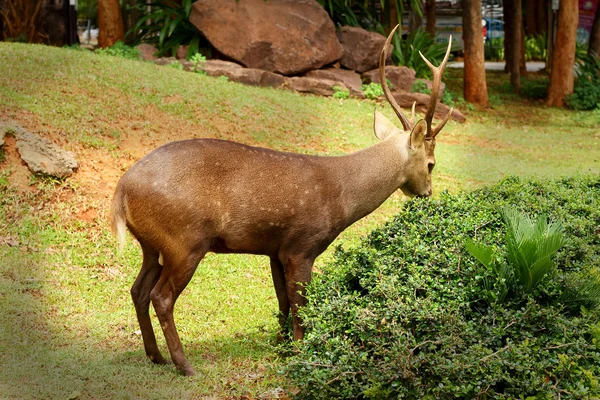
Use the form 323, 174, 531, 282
109, 26, 451, 376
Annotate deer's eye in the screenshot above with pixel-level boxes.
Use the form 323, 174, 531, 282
428, 163, 435, 173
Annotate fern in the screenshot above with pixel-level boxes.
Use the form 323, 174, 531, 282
501, 207, 565, 292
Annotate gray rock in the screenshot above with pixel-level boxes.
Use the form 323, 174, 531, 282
1, 123, 79, 178
337, 26, 393, 73
304, 68, 363, 97
288, 77, 348, 97
190, 0, 343, 75
362, 66, 416, 92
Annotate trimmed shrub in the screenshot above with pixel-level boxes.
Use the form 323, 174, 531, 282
285, 176, 600, 399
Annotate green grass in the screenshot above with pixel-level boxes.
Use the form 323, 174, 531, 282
0, 42, 599, 398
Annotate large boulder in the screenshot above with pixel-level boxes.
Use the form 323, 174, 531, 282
190, 0, 343, 76
362, 66, 416, 92
336, 26, 392, 73
303, 68, 363, 97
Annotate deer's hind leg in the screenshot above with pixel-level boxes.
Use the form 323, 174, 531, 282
150, 245, 208, 376
130, 242, 167, 365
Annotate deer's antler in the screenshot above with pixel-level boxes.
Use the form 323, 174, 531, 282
420, 37, 453, 139
379, 25, 412, 132
380, 26, 454, 139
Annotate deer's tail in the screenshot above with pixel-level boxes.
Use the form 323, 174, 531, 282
110, 185, 127, 251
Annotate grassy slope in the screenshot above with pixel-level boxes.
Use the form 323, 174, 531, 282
0, 42, 598, 399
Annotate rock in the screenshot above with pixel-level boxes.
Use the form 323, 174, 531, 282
414, 78, 446, 98
199, 60, 244, 76
137, 44, 158, 61
222, 68, 265, 86
0, 123, 79, 178
154, 57, 177, 66
336, 26, 392, 73
176, 45, 189, 60
288, 77, 348, 97
392, 92, 466, 123
362, 66, 416, 92
259, 71, 289, 89
190, 0, 343, 75
304, 68, 363, 97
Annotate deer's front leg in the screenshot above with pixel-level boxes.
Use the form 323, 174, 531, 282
270, 257, 290, 341
280, 254, 314, 341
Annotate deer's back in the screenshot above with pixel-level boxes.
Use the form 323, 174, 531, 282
116, 139, 347, 257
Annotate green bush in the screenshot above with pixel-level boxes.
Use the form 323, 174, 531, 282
95, 41, 140, 60
128, 0, 206, 59
393, 28, 450, 79
525, 34, 547, 61
565, 54, 600, 111
361, 83, 384, 100
285, 176, 600, 399
520, 78, 549, 100
411, 80, 455, 106
485, 38, 505, 61
333, 86, 350, 99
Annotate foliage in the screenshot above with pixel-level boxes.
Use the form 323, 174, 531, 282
411, 80, 455, 106
95, 41, 141, 60
525, 34, 547, 61
168, 61, 184, 70
189, 52, 207, 74
361, 82, 383, 100
128, 0, 206, 59
317, 0, 418, 33
485, 38, 505, 61
0, 0, 47, 43
467, 207, 565, 303
520, 77, 549, 100
285, 176, 600, 399
393, 28, 449, 79
333, 86, 350, 99
565, 54, 600, 110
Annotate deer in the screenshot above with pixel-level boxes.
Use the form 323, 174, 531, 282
110, 26, 453, 376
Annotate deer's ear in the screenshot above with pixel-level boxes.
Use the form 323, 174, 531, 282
409, 119, 427, 149
373, 109, 397, 141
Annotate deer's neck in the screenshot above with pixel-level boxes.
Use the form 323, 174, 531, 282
333, 136, 408, 226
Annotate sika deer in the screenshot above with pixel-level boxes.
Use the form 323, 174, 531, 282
110, 26, 453, 376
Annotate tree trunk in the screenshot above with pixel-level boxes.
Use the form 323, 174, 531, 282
589, 1, 600, 57
547, 0, 578, 107
463, 0, 489, 106
98, 0, 124, 48
504, 0, 513, 73
526, 0, 547, 35
425, 0, 436, 36
510, 0, 522, 92
121, 0, 140, 44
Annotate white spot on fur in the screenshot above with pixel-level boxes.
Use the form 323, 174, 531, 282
158, 252, 164, 266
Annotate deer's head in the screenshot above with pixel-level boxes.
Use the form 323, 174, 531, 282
374, 25, 453, 198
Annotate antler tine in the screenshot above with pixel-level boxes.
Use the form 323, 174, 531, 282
380, 25, 412, 132
419, 36, 453, 139
431, 107, 453, 138
408, 101, 416, 127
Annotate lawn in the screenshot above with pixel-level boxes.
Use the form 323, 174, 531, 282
0, 42, 598, 399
